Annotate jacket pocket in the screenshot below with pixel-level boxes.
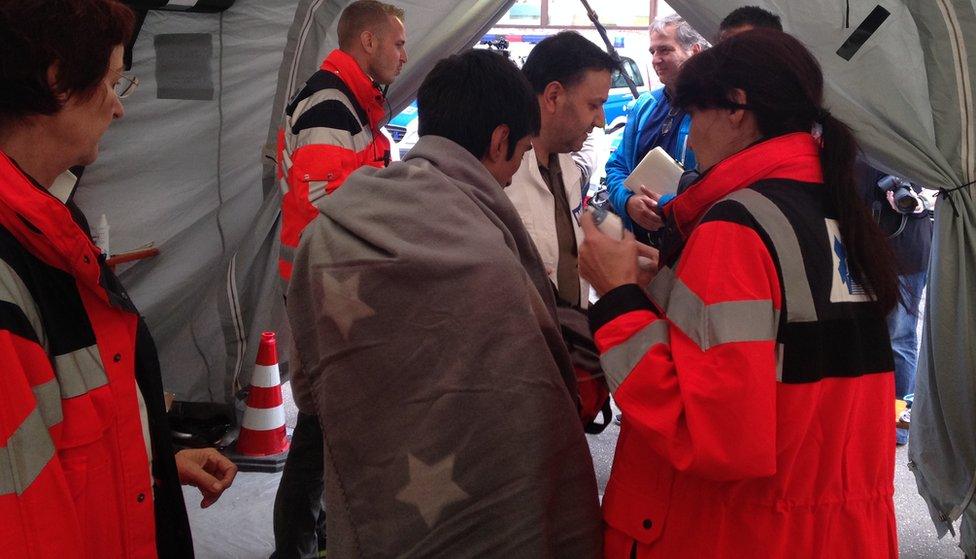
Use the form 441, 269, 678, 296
57, 383, 119, 548
304, 176, 332, 205
57, 380, 116, 507
59, 433, 120, 557
601, 466, 674, 546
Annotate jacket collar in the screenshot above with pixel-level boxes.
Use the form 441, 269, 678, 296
667, 132, 824, 237
0, 151, 104, 293
321, 49, 386, 130
404, 135, 501, 199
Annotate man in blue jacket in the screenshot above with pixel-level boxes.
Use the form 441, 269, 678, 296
605, 15, 707, 243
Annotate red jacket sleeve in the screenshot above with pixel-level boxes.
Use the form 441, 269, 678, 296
280, 98, 364, 212
0, 327, 81, 557
593, 220, 782, 481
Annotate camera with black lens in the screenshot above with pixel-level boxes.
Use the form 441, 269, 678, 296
877, 175, 922, 214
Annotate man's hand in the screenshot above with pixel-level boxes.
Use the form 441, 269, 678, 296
625, 186, 664, 231
579, 211, 640, 296
175, 448, 238, 508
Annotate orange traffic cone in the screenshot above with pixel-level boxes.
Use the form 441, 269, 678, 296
228, 331, 290, 472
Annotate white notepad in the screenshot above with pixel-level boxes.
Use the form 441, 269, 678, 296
624, 146, 685, 195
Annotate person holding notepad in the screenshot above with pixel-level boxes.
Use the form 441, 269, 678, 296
604, 15, 708, 245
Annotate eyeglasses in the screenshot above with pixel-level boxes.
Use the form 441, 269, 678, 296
112, 70, 139, 99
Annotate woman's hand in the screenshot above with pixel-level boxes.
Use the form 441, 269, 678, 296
579, 210, 642, 295
175, 448, 238, 508
636, 242, 660, 288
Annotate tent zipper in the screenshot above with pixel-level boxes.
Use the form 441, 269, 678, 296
287, 0, 327, 102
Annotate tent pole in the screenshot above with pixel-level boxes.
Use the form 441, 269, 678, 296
578, 0, 640, 99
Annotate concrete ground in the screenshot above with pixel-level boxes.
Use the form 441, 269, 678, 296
186, 387, 963, 558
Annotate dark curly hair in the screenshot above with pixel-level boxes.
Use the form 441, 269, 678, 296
0, 0, 135, 123
418, 49, 540, 160
521, 31, 619, 94
719, 6, 783, 34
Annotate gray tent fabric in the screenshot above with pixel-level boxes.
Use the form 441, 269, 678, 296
907, 2, 976, 550
77, 1, 296, 403
668, 0, 976, 545
668, 1, 961, 189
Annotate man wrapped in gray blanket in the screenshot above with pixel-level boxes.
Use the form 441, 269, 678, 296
286, 49, 602, 557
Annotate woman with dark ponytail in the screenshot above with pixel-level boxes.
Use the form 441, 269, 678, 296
578, 29, 899, 558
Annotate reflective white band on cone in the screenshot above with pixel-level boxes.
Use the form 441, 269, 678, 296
242, 405, 287, 431
250, 363, 282, 388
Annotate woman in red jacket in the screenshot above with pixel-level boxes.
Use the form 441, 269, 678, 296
580, 30, 901, 558
0, 2, 236, 557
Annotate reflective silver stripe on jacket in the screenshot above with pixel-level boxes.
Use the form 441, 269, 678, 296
649, 264, 677, 311
665, 277, 780, 351
54, 345, 109, 399
295, 125, 373, 156
308, 181, 330, 206
651, 263, 779, 350
285, 87, 374, 155
0, 407, 55, 496
600, 321, 669, 392
647, 189, 815, 379
724, 189, 818, 323
32, 378, 63, 429
278, 149, 294, 195
0, 259, 47, 350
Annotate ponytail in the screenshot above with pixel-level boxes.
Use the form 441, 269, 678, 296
672, 29, 902, 312
819, 113, 900, 313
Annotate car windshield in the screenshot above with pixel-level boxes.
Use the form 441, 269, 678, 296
611, 57, 644, 89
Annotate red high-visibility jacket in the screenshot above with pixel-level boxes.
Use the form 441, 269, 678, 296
276, 49, 390, 283
0, 152, 191, 558
592, 133, 898, 558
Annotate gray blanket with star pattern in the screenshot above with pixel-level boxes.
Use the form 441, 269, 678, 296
286, 135, 602, 558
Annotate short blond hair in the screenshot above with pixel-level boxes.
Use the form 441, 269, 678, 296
337, 0, 404, 50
